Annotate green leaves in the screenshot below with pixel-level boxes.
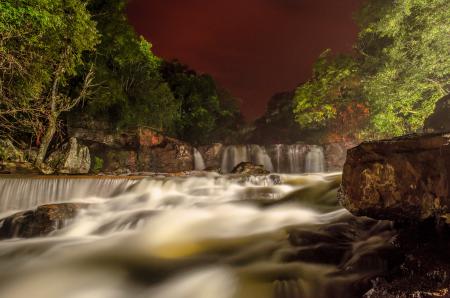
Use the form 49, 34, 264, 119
293, 0, 450, 140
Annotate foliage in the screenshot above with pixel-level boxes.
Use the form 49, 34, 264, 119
0, 0, 99, 165
293, 51, 363, 134
161, 60, 242, 144
84, 0, 179, 132
293, 0, 450, 140
357, 0, 450, 136
92, 156, 104, 173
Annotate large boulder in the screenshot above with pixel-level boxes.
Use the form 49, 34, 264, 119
47, 137, 91, 174
424, 94, 450, 133
339, 133, 450, 221
0, 203, 85, 239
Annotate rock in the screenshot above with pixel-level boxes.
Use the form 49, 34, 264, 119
324, 142, 354, 172
339, 133, 450, 221
424, 94, 450, 133
197, 143, 224, 169
0, 203, 85, 239
47, 137, 91, 174
231, 162, 270, 175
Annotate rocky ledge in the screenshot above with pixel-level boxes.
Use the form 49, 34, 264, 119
339, 133, 450, 297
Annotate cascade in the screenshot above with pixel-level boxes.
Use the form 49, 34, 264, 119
305, 145, 326, 173
220, 145, 273, 173
0, 177, 137, 212
193, 148, 206, 170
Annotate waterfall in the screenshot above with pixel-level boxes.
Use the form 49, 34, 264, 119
269, 144, 309, 173
0, 177, 138, 212
193, 148, 206, 170
305, 145, 325, 173
220, 145, 273, 173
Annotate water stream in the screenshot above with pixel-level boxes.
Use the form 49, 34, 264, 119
0, 174, 395, 298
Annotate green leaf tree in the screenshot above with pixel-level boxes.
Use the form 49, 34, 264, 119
0, 0, 99, 168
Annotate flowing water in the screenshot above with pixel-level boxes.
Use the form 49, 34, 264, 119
0, 173, 395, 298
220, 145, 325, 174
193, 149, 206, 171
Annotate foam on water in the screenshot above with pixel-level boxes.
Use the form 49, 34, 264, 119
0, 173, 395, 298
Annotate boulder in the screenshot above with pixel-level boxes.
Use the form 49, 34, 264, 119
424, 94, 450, 133
47, 137, 91, 174
339, 133, 450, 221
0, 203, 85, 239
231, 162, 270, 175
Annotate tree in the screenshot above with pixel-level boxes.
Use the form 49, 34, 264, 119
0, 0, 98, 167
293, 50, 364, 139
357, 0, 450, 136
161, 61, 221, 144
84, 0, 180, 132
293, 0, 450, 140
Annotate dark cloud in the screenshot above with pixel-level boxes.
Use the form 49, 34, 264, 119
127, 0, 361, 120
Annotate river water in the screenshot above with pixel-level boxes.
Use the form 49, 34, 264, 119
0, 173, 395, 298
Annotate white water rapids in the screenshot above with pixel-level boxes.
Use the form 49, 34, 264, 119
0, 173, 395, 298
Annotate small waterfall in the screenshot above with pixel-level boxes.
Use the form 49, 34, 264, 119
0, 177, 138, 212
269, 144, 309, 173
193, 148, 206, 170
220, 145, 273, 173
305, 145, 325, 173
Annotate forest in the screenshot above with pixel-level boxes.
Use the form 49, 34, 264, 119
0, 0, 243, 168
1, 0, 449, 167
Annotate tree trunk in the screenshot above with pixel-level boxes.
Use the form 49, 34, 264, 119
35, 114, 58, 168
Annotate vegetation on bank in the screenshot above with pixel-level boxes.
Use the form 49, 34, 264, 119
293, 0, 450, 142
0, 0, 243, 168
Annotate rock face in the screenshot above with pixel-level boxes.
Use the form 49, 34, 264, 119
197, 143, 224, 169
47, 137, 91, 174
339, 133, 450, 221
68, 115, 194, 173
231, 162, 270, 175
0, 203, 84, 239
324, 142, 353, 172
424, 94, 450, 133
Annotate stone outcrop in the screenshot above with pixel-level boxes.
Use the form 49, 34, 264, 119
197, 143, 224, 169
424, 94, 450, 133
339, 133, 450, 221
0, 203, 85, 239
231, 162, 270, 175
68, 116, 194, 173
47, 137, 91, 174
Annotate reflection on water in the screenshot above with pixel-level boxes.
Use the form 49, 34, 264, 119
0, 173, 395, 298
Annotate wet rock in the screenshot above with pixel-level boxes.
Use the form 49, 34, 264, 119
231, 162, 270, 175
47, 137, 91, 174
197, 143, 224, 169
0, 203, 85, 239
339, 133, 450, 222
364, 223, 450, 298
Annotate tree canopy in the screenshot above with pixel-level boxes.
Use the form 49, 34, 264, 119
293, 0, 450, 140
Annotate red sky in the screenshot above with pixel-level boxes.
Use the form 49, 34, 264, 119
127, 0, 361, 120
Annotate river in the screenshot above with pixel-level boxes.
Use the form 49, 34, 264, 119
0, 173, 395, 298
